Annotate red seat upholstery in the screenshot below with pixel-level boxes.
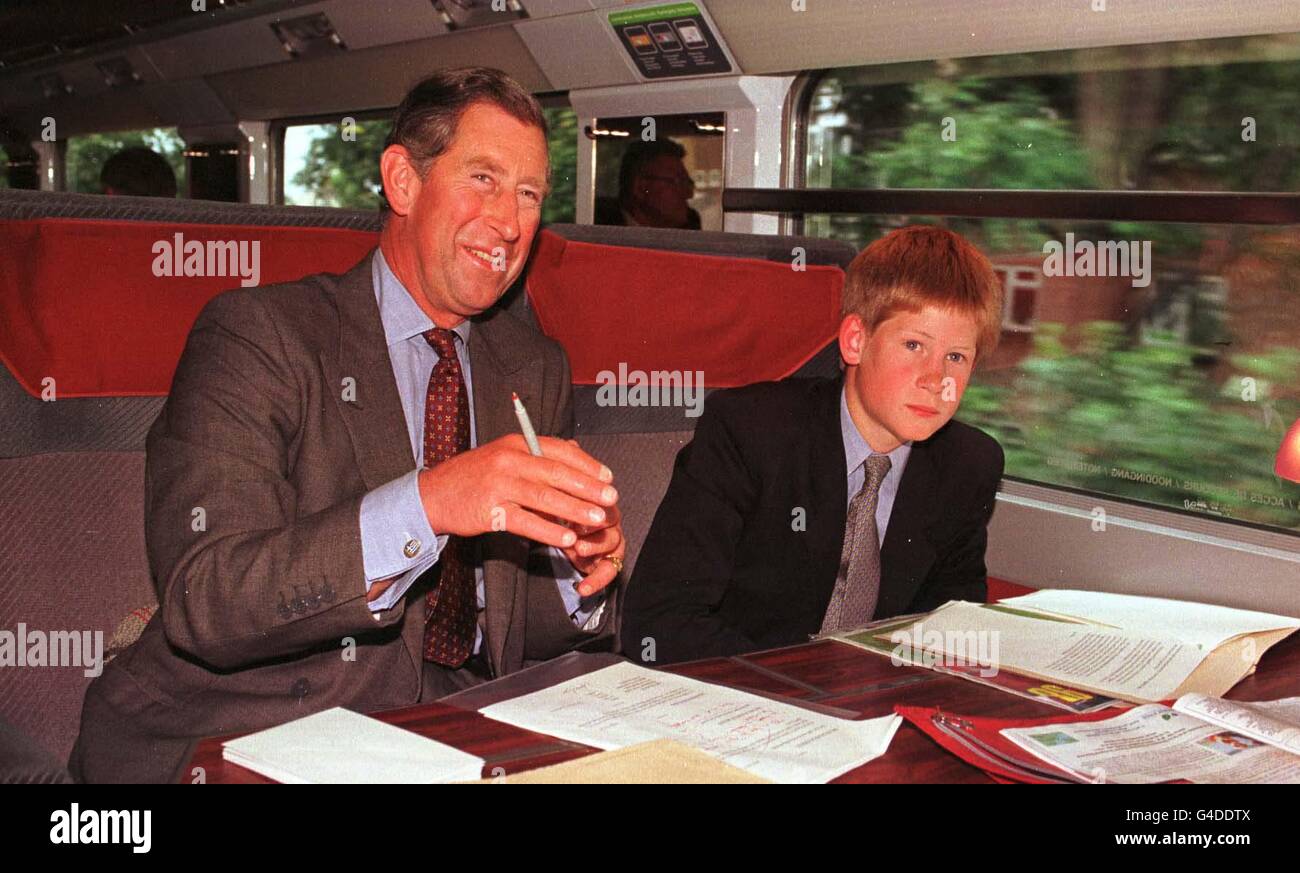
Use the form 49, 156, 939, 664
525, 229, 844, 387
0, 217, 377, 398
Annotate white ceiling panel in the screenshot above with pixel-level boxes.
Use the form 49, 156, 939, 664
515, 11, 639, 90
142, 9, 294, 80
317, 0, 450, 50
524, 0, 597, 15
141, 79, 237, 128
205, 26, 551, 119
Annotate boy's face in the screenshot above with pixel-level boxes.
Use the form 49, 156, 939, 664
839, 304, 980, 452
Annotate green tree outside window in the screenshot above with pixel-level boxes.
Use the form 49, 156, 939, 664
286, 107, 578, 223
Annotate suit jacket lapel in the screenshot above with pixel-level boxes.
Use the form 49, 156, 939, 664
322, 252, 428, 680
804, 380, 849, 611
323, 251, 417, 490
469, 309, 543, 674
879, 436, 940, 617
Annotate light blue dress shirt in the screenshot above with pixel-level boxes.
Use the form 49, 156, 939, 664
357, 250, 597, 648
840, 388, 912, 541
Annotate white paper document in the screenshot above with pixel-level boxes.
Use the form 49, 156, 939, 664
886, 601, 1206, 702
1001, 704, 1300, 784
222, 707, 485, 784
478, 662, 901, 783
1174, 694, 1300, 756
998, 589, 1300, 651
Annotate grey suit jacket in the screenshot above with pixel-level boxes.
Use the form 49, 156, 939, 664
70, 251, 617, 783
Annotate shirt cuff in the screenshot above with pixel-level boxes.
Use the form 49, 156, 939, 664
360, 469, 445, 613
550, 547, 605, 629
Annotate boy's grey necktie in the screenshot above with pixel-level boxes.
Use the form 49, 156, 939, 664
820, 453, 892, 635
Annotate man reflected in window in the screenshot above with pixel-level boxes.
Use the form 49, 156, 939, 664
595, 138, 700, 229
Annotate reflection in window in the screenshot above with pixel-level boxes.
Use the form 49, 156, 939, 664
805, 34, 1300, 534
65, 128, 185, 197
590, 112, 724, 230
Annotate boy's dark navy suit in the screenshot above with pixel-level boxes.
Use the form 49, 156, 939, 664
623, 376, 1003, 664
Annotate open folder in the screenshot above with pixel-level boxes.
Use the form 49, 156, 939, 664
869, 591, 1300, 705
997, 590, 1300, 701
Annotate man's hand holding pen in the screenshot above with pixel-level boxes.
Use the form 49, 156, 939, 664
416, 433, 626, 596
560, 493, 625, 596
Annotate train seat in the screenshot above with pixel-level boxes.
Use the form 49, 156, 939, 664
0, 190, 381, 770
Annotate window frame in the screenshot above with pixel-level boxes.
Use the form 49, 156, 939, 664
779, 52, 1300, 545
269, 93, 575, 209
271, 108, 394, 208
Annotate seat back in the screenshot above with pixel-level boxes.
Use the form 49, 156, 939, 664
0, 190, 381, 767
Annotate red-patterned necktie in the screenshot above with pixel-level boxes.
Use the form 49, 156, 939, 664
421, 328, 477, 666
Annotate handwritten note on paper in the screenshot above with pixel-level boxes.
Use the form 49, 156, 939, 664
478, 662, 901, 783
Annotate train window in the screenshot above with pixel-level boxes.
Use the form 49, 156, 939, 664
279, 106, 578, 221
590, 112, 725, 231
64, 127, 185, 198
804, 33, 1300, 534
541, 107, 577, 225
283, 118, 392, 209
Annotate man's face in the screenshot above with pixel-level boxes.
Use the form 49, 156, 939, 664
382, 102, 548, 326
840, 304, 980, 452
631, 154, 695, 228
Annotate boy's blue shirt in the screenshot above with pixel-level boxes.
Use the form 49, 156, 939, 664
839, 387, 912, 543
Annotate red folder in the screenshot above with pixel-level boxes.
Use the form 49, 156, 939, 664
895, 705, 1187, 784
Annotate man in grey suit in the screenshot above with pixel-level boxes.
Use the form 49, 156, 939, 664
71, 68, 626, 783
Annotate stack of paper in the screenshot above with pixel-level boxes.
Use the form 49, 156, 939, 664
222, 707, 485, 784
478, 662, 901, 783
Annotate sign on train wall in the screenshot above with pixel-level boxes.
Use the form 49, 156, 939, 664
609, 2, 734, 80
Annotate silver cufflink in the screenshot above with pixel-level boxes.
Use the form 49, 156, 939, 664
403, 538, 422, 558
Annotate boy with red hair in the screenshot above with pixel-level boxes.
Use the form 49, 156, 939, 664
625, 225, 1005, 663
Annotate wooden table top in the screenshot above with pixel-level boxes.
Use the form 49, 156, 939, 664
187, 628, 1300, 784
